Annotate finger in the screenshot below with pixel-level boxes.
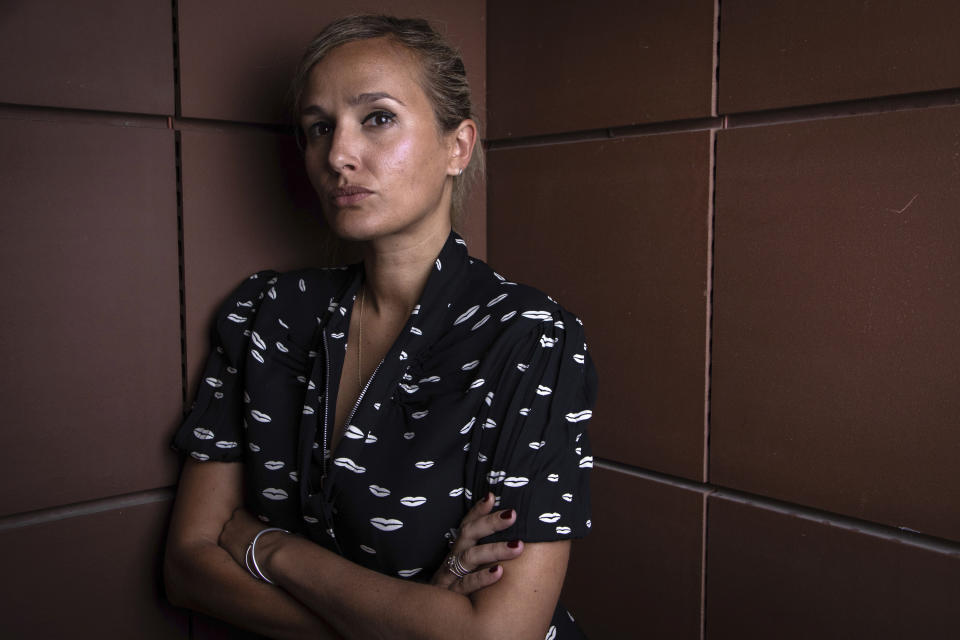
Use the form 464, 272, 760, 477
454, 565, 502, 596
460, 540, 523, 569
455, 508, 516, 549
459, 492, 495, 529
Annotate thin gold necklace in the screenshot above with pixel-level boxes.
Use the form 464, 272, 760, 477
357, 285, 364, 389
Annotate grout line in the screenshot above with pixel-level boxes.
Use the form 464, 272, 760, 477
0, 488, 175, 532
171, 0, 181, 119
700, 485, 712, 640
0, 102, 168, 128
703, 128, 717, 485
594, 457, 960, 556
175, 129, 188, 409
711, 0, 721, 118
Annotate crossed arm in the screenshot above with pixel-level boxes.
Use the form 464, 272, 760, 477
164, 460, 570, 640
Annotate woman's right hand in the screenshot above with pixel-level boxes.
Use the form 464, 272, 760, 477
429, 492, 524, 595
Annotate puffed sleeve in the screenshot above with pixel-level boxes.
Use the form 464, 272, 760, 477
171, 271, 278, 462
476, 307, 598, 543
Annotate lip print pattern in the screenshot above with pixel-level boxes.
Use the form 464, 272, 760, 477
410, 326, 422, 335
334, 458, 366, 473
453, 305, 479, 325
345, 425, 365, 439
477, 452, 488, 462
522, 310, 553, 321
487, 470, 506, 484
487, 293, 508, 307
369, 485, 390, 497
540, 335, 557, 348
565, 409, 593, 422
288, 471, 299, 482
262, 488, 288, 500
415, 461, 434, 469
545, 625, 557, 640
226, 366, 238, 374
461, 359, 479, 370
214, 391, 224, 399
365, 433, 377, 444
586, 519, 592, 528
411, 410, 429, 419
370, 517, 404, 532
547, 473, 560, 482
459, 417, 475, 434
516, 363, 529, 372
360, 544, 376, 554
399, 350, 408, 361
251, 331, 266, 350
469, 378, 485, 389
435, 258, 442, 271
191, 452, 210, 461
400, 496, 427, 507
504, 476, 529, 487
193, 427, 214, 440
397, 568, 422, 578
278, 318, 289, 329
555, 526, 571, 535
529, 440, 546, 449
539, 512, 561, 523
448, 487, 465, 497
250, 409, 271, 423
403, 432, 415, 440
226, 313, 247, 323
575, 447, 582, 455
215, 440, 237, 449
418, 376, 441, 384
554, 320, 565, 330
250, 349, 265, 364
519, 408, 531, 416
205, 377, 223, 388
302, 405, 315, 415
248, 442, 261, 452
483, 418, 497, 429
303, 515, 319, 523
267, 286, 277, 299
471, 315, 490, 331
562, 493, 573, 502
579, 456, 594, 468
264, 460, 284, 470
399, 383, 419, 394
500, 310, 517, 322
536, 385, 552, 396
331, 332, 345, 339
298, 278, 306, 292
275, 341, 289, 353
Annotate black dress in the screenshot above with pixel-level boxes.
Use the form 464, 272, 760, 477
173, 231, 597, 639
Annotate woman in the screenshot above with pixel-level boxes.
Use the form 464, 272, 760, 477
164, 15, 596, 640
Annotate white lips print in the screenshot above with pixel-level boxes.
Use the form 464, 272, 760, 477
540, 335, 557, 348
400, 496, 427, 507
275, 341, 288, 353
461, 359, 479, 370
369, 485, 390, 497
226, 313, 247, 323
485, 391, 494, 406
419, 376, 441, 384
411, 410, 429, 419
334, 458, 366, 473
448, 487, 465, 497
522, 310, 553, 321
503, 476, 529, 487
215, 440, 237, 449
554, 320, 565, 329
205, 377, 223, 388
267, 286, 277, 299
250, 349, 265, 364
459, 417, 475, 434
516, 363, 529, 372
399, 350, 408, 360
303, 515, 318, 523
562, 493, 573, 502
519, 408, 531, 416
469, 378, 485, 389
565, 409, 593, 423
345, 425, 365, 439
536, 385, 552, 396
277, 317, 288, 328
331, 332, 344, 339
288, 471, 299, 482
409, 326, 422, 335
370, 517, 403, 532
190, 452, 209, 461
545, 625, 557, 640
483, 418, 497, 430
399, 383, 419, 394
539, 512, 561, 523
555, 526, 572, 535
248, 442, 261, 452
500, 310, 517, 322
397, 568, 422, 578
471, 315, 490, 331
365, 433, 377, 444
264, 460, 284, 470
302, 405, 315, 415
226, 366, 238, 374
414, 461, 434, 469
435, 258, 442, 271
573, 353, 585, 364
403, 432, 415, 440
547, 473, 560, 482
262, 488, 288, 501
453, 305, 479, 325
193, 427, 214, 440
528, 440, 545, 449
487, 470, 506, 484
412, 304, 421, 314
251, 331, 266, 350
250, 409, 271, 423
487, 293, 508, 307
477, 453, 488, 462
360, 544, 376, 554
298, 277, 306, 292
579, 456, 594, 468
214, 391, 224, 399
586, 519, 592, 528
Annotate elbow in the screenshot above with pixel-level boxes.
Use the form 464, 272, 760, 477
163, 543, 195, 610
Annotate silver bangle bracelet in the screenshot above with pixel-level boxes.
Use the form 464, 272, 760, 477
247, 527, 290, 585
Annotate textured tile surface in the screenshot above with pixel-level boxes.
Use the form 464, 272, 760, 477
712, 106, 960, 541
720, 0, 960, 113
488, 0, 714, 138
488, 133, 711, 480
178, 0, 486, 125
0, 499, 187, 638
706, 496, 960, 639
0, 0, 173, 114
0, 118, 181, 515
563, 467, 705, 639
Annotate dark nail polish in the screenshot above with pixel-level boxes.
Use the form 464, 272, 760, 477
499, 509, 514, 520
507, 540, 520, 549
489, 565, 500, 573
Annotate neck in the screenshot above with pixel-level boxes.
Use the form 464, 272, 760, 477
360, 220, 451, 317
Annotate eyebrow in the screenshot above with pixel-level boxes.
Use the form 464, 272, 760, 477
301, 92, 406, 118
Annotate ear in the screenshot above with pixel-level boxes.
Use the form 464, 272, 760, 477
446, 119, 478, 176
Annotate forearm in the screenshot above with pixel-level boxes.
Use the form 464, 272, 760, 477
164, 539, 342, 640
264, 535, 494, 640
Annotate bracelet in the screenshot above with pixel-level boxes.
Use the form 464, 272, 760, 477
245, 527, 290, 585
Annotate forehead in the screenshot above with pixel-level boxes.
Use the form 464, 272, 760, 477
301, 37, 428, 109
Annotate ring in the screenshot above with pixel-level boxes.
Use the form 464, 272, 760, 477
446, 552, 471, 579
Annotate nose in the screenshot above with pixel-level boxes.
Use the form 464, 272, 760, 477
327, 124, 360, 174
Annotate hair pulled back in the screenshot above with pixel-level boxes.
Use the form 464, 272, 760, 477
290, 15, 483, 221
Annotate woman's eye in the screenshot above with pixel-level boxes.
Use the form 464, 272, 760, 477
363, 110, 396, 128
305, 121, 332, 139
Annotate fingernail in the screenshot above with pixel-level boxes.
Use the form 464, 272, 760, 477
489, 565, 500, 573
507, 540, 520, 549
484, 492, 493, 503
499, 509, 514, 520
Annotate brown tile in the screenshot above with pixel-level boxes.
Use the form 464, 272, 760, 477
563, 467, 705, 639
706, 496, 960, 639
711, 106, 960, 541
0, 0, 173, 114
0, 499, 188, 637
178, 0, 485, 125
488, 0, 715, 138
720, 1, 960, 113
0, 118, 181, 516
488, 133, 711, 480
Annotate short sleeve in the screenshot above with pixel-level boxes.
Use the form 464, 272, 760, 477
171, 271, 278, 462
479, 307, 598, 543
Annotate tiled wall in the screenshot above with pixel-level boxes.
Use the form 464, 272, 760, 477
0, 1, 484, 637
486, 0, 960, 637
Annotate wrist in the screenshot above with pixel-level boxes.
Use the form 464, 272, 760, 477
246, 527, 290, 584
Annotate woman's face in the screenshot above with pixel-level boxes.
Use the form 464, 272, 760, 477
299, 37, 457, 244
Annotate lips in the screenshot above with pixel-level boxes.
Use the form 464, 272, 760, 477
334, 457, 366, 473
461, 359, 479, 370
545, 626, 557, 640
251, 331, 266, 350
411, 410, 429, 419
250, 409, 271, 423
250, 349, 264, 364
487, 470, 506, 484
400, 496, 427, 507
528, 440, 545, 450
205, 377, 223, 388
410, 326, 422, 335
471, 315, 490, 331
193, 427, 214, 440
485, 391, 494, 406
500, 310, 517, 322
536, 385, 552, 396
519, 408, 531, 416
262, 488, 288, 501
345, 425, 365, 439
573, 353, 585, 364
415, 461, 434, 469
579, 456, 594, 468
469, 378, 485, 389
565, 409, 593, 423
448, 487, 465, 497
227, 313, 247, 323
360, 544, 376, 554
487, 293, 508, 307
302, 405, 315, 415
522, 310, 553, 321
370, 517, 403, 532
555, 526, 572, 535
454, 305, 480, 326
483, 418, 497, 429
504, 476, 529, 487
369, 484, 390, 497
215, 441, 237, 449
330, 184, 373, 206
459, 417, 475, 434
540, 335, 557, 348
561, 493, 573, 502
538, 512, 561, 523
264, 460, 284, 470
